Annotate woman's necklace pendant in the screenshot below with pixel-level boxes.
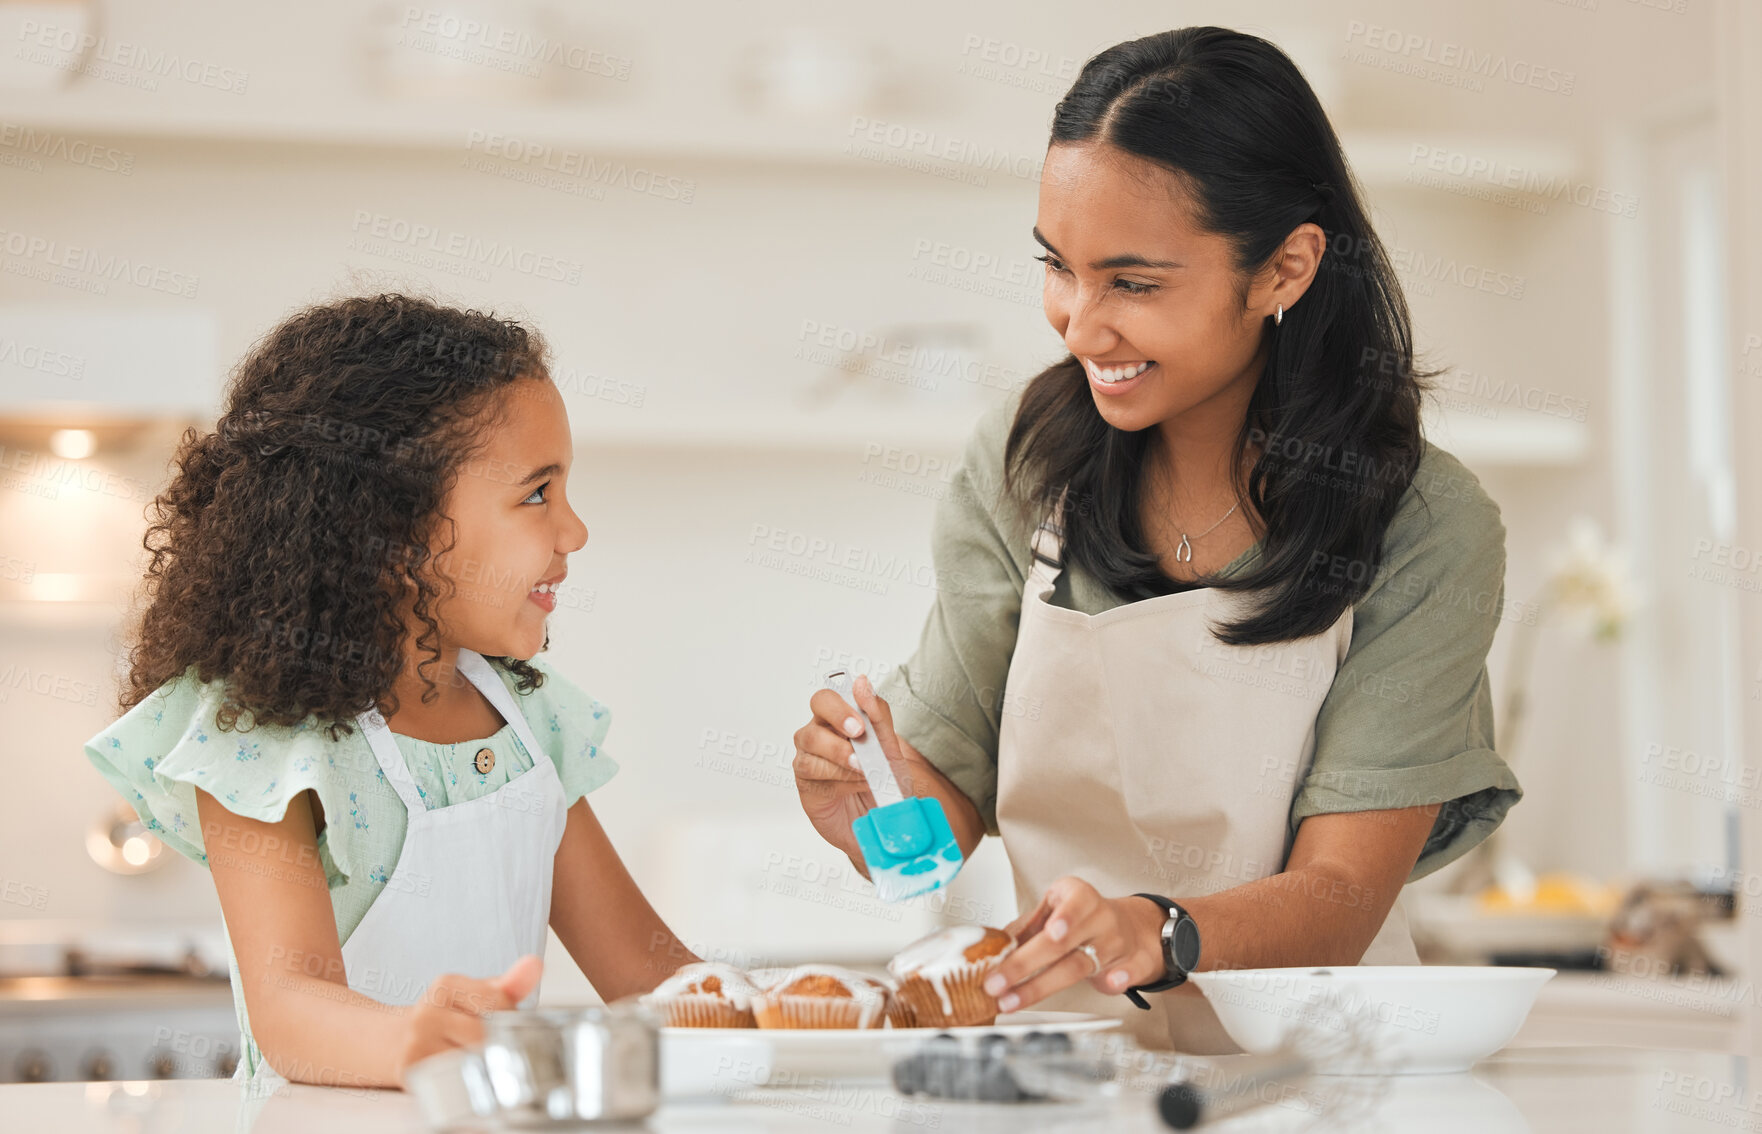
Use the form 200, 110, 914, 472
1174, 533, 1193, 563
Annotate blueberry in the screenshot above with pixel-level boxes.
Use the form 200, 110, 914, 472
975, 1062, 1028, 1103
947, 1054, 988, 1099
924, 1049, 962, 1098
1018, 1030, 1071, 1055
891, 1055, 925, 1095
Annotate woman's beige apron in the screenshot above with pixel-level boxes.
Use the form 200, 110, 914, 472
995, 503, 1418, 1053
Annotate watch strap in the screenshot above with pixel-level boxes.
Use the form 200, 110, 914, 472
1125, 893, 1193, 1010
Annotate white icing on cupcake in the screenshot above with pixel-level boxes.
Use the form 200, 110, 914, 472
745, 967, 793, 991
648, 962, 760, 1011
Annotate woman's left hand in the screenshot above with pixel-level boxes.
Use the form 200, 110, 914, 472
983, 877, 1169, 1012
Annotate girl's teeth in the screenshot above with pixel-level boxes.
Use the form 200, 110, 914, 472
1088, 359, 1153, 384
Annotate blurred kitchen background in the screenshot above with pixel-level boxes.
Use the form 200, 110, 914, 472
2, 0, 1760, 1083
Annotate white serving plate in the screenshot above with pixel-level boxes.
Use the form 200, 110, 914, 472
660, 1010, 1120, 1091
1190, 966, 1555, 1075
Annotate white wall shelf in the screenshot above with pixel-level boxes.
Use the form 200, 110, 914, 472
1, 92, 1582, 196
571, 403, 979, 454
571, 401, 1590, 467
1426, 406, 1591, 467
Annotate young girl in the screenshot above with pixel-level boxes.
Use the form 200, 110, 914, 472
86, 294, 697, 1087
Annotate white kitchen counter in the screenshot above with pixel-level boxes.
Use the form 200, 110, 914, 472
0, 1046, 1752, 1132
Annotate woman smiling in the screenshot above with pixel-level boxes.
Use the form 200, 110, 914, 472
794, 26, 1521, 1052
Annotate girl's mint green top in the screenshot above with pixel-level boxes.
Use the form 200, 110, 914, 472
83, 654, 618, 1078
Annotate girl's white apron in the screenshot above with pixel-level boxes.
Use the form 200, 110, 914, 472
241, 648, 568, 1086
995, 505, 1418, 1053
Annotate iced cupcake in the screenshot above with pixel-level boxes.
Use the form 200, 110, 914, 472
752, 965, 889, 1030
887, 926, 1017, 1028
642, 962, 761, 1028
876, 976, 919, 1029
850, 972, 918, 1028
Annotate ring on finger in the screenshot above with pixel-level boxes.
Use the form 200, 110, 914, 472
1078, 944, 1102, 977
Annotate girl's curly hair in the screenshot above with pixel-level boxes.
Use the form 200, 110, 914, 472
122, 293, 552, 738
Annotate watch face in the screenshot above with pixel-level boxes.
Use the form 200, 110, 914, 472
1172, 917, 1202, 971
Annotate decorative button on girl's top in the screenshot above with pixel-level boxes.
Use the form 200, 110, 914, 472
474, 747, 496, 774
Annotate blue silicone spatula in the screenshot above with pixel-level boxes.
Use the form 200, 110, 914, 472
824, 669, 965, 902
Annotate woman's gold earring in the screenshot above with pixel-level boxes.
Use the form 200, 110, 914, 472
1274, 303, 1284, 327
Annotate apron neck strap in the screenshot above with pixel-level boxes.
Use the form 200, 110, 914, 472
453, 649, 548, 760
1028, 488, 1070, 590
354, 649, 549, 812
357, 707, 424, 811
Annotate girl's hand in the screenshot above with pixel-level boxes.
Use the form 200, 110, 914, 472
983, 878, 1168, 1012
792, 675, 980, 873
396, 954, 543, 1081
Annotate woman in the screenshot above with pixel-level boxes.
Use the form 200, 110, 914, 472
793, 27, 1521, 1053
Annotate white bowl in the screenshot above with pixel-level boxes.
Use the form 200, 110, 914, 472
1190, 966, 1555, 1075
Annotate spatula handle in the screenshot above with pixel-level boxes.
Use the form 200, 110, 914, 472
824, 669, 904, 807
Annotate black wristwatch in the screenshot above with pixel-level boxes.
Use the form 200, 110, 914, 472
1125, 893, 1201, 1010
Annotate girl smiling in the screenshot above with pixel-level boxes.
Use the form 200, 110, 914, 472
87, 295, 695, 1086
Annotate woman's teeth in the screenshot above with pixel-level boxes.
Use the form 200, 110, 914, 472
531, 582, 560, 595
1086, 359, 1154, 384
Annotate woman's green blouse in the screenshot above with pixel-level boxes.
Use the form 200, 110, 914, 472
876, 393, 1521, 881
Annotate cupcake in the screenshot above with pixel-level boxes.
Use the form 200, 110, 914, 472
887, 926, 1017, 1028
642, 962, 760, 1028
752, 965, 889, 1030
846, 972, 918, 1028
876, 976, 919, 1029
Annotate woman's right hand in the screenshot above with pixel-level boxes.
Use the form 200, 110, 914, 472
792, 674, 982, 873
396, 954, 543, 1081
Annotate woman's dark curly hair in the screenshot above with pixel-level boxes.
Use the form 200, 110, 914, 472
122, 293, 553, 737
